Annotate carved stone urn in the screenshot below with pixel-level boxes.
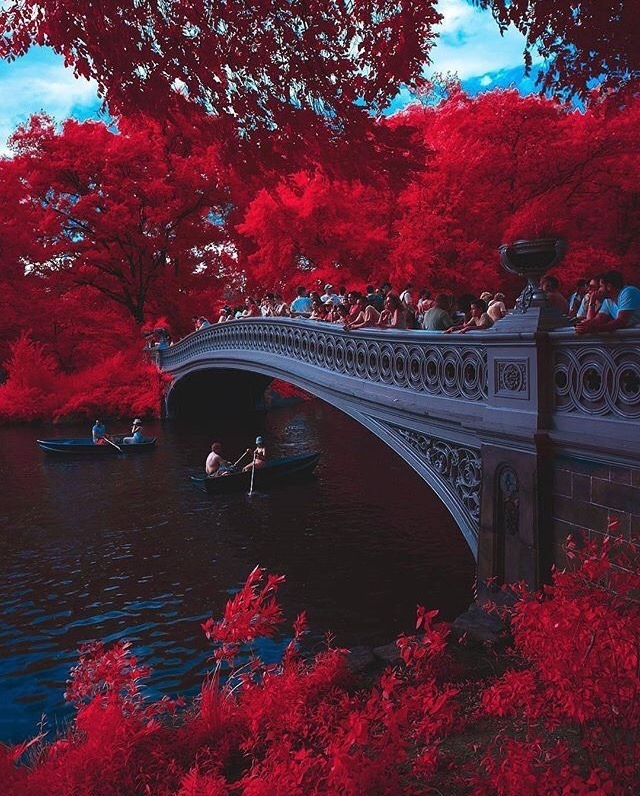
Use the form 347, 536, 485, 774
497, 237, 571, 331
499, 238, 567, 307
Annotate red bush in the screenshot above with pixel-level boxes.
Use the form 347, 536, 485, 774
475, 534, 640, 794
0, 333, 167, 424
0, 334, 63, 422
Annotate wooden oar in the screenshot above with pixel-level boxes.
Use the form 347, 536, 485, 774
103, 436, 124, 453
248, 451, 257, 495
231, 450, 250, 468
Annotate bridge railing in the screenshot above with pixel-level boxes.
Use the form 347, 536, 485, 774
157, 318, 497, 402
549, 328, 640, 421
158, 318, 640, 429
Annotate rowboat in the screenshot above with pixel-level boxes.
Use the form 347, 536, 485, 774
37, 437, 157, 454
191, 451, 320, 494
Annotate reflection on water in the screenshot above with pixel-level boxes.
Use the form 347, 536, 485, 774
0, 400, 474, 742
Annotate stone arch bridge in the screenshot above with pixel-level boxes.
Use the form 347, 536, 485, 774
156, 318, 640, 593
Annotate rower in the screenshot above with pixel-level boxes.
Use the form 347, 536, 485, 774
206, 442, 234, 477
243, 436, 267, 471
92, 419, 108, 445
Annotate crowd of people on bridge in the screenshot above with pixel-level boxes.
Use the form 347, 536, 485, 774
146, 268, 639, 348
201, 269, 639, 334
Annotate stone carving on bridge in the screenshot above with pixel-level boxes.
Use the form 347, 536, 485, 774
497, 466, 520, 538
389, 425, 482, 532
495, 359, 529, 399
552, 343, 640, 419
160, 321, 489, 402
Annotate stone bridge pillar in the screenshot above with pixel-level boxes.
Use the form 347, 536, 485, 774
472, 326, 554, 595
476, 305, 640, 596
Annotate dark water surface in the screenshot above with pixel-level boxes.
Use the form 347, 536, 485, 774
0, 400, 474, 742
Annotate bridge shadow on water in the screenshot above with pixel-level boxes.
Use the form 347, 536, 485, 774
167, 375, 477, 639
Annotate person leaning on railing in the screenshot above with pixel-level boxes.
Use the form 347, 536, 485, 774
576, 270, 640, 334
444, 299, 494, 334
290, 286, 313, 317
575, 277, 603, 322
344, 292, 407, 330
421, 293, 455, 331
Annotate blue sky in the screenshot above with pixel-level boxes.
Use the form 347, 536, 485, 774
0, 0, 539, 154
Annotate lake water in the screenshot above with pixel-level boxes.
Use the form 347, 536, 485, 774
0, 399, 475, 742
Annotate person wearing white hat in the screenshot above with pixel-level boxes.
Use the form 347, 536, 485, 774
123, 418, 145, 445
321, 284, 340, 305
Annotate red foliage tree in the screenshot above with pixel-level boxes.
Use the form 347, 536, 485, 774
0, 0, 442, 157
235, 89, 640, 298
0, 332, 167, 423
4, 114, 231, 325
1, 0, 637, 154
236, 171, 396, 292
0, 334, 62, 422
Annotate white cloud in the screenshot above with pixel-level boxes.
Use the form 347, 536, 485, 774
427, 0, 536, 80
0, 48, 100, 155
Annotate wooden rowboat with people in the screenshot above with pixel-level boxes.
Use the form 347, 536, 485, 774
36, 437, 157, 455
192, 451, 320, 494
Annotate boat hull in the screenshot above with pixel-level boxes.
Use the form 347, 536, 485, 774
192, 452, 320, 493
37, 438, 157, 454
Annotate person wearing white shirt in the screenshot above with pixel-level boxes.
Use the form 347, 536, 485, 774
320, 283, 340, 305
399, 282, 414, 308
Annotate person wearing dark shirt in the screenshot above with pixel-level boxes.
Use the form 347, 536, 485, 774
540, 275, 569, 315
366, 285, 384, 312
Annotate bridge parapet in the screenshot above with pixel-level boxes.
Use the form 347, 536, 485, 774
547, 329, 640, 465
159, 319, 490, 403
550, 328, 640, 421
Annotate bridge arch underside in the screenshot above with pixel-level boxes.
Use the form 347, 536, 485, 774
166, 368, 274, 417
166, 365, 481, 559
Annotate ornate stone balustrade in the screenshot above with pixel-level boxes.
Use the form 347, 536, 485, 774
159, 318, 489, 402
550, 329, 640, 420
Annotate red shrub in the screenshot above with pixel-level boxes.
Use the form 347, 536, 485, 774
475, 535, 640, 794
0, 334, 64, 422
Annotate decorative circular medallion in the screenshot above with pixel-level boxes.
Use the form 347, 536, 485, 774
502, 363, 524, 392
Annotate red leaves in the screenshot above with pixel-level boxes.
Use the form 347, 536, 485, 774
476, 0, 640, 102
475, 535, 640, 793
0, 0, 443, 166
2, 114, 231, 327
0, 334, 61, 422
64, 640, 152, 711
0, 333, 167, 423
201, 566, 286, 664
